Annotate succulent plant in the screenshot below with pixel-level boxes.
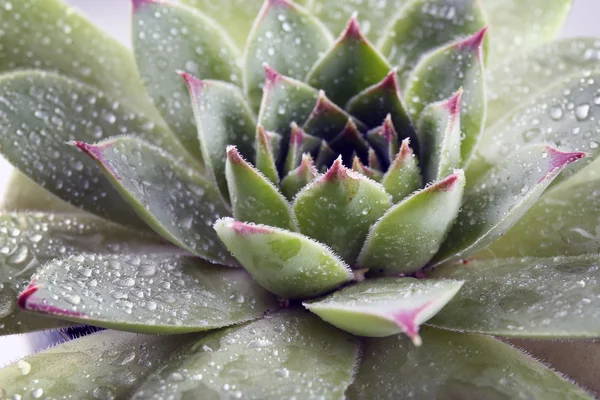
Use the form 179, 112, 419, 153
1, 0, 599, 397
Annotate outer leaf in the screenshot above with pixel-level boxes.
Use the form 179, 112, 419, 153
486, 38, 600, 127
19, 253, 278, 333
470, 71, 600, 185
358, 171, 465, 275
348, 327, 592, 399
379, 0, 487, 81
305, 278, 463, 344
302, 90, 364, 141
244, 0, 333, 110
132, 310, 359, 399
306, 16, 391, 107
0, 212, 169, 335
0, 330, 194, 399
75, 137, 236, 266
182, 73, 256, 201
255, 125, 280, 184
381, 139, 423, 202
226, 146, 297, 231
281, 154, 319, 200
480, 0, 572, 64
0, 0, 160, 119
133, 0, 241, 163
0, 71, 186, 228
418, 89, 463, 183
293, 158, 392, 264
258, 64, 319, 139
214, 218, 353, 299
429, 255, 600, 338
434, 145, 585, 266
405, 28, 486, 163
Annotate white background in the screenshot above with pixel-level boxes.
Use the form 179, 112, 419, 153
1, 0, 600, 366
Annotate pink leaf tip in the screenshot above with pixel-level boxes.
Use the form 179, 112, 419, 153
222, 218, 274, 236
546, 147, 586, 171
378, 68, 401, 93
290, 122, 306, 146
299, 153, 318, 177
444, 88, 463, 117
178, 70, 205, 95
226, 145, 245, 165
257, 125, 272, 147
430, 170, 464, 192
72, 140, 102, 160
17, 283, 38, 310
455, 26, 488, 55
18, 283, 86, 317
381, 115, 398, 143
341, 12, 364, 41
323, 156, 347, 182
263, 63, 282, 88
132, 0, 160, 12
398, 138, 413, 159
312, 91, 339, 116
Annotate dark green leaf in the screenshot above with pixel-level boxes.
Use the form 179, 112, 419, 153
381, 140, 423, 203
214, 218, 353, 299
365, 114, 401, 165
302, 90, 364, 141
328, 119, 370, 164
284, 123, 321, 175
281, 154, 319, 201
314, 140, 338, 170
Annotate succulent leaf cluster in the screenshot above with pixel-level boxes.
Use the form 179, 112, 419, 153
0, 0, 599, 398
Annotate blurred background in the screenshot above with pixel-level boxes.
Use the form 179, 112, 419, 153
1, 0, 600, 366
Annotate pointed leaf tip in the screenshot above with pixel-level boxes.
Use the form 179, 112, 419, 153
341, 13, 364, 40
546, 146, 586, 171
445, 88, 463, 116
378, 69, 401, 92
455, 27, 488, 55
323, 156, 347, 181
263, 63, 282, 87
382, 115, 398, 142
178, 71, 205, 95
17, 283, 38, 310
215, 217, 274, 236
71, 140, 101, 160
19, 282, 86, 318
226, 145, 245, 164
431, 170, 464, 192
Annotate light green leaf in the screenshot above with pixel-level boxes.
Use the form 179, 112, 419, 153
348, 327, 592, 399
405, 29, 486, 164
281, 154, 319, 200
486, 38, 600, 127
381, 139, 423, 203
214, 218, 353, 299
182, 73, 256, 201
358, 171, 464, 275
307, 16, 391, 107
305, 278, 463, 343
435, 145, 585, 266
0, 71, 187, 228
133, 0, 241, 163
255, 125, 281, 184
284, 123, 322, 174
429, 255, 600, 339
0, 0, 160, 119
226, 146, 297, 231
19, 253, 277, 333
244, 0, 332, 110
75, 137, 236, 266
0, 212, 168, 335
379, 0, 488, 82
418, 89, 463, 183
480, 0, 572, 64
352, 156, 383, 182
0, 329, 194, 399
293, 157, 392, 264
132, 310, 359, 400
303, 90, 364, 140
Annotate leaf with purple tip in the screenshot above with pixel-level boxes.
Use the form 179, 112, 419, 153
182, 73, 256, 201
305, 278, 463, 343
366, 115, 401, 165
75, 136, 235, 266
418, 89, 463, 183
434, 145, 586, 266
284, 124, 322, 175
244, 0, 333, 110
306, 16, 391, 107
226, 146, 297, 231
214, 218, 354, 299
293, 158, 392, 264
133, 0, 241, 163
405, 28, 487, 164
281, 154, 319, 201
302, 90, 365, 141
358, 171, 465, 275
329, 119, 370, 163
255, 125, 281, 184
381, 139, 423, 203
353, 156, 383, 182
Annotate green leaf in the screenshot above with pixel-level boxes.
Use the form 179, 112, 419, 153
0, 329, 194, 399
258, 64, 319, 139
284, 123, 322, 174
379, 0, 488, 82
255, 125, 281, 184
214, 218, 353, 299
429, 255, 600, 339
358, 171, 465, 275
346, 70, 417, 145
434, 145, 585, 266
486, 38, 600, 127
328, 119, 370, 163
305, 278, 463, 343
182, 73, 256, 201
380, 139, 423, 203
293, 157, 392, 264
306, 16, 391, 107
19, 253, 277, 333
226, 146, 297, 231
0, 212, 168, 335
405, 28, 487, 164
281, 154, 319, 201
133, 0, 241, 163
0, 70, 191, 228
303, 90, 364, 140
352, 156, 383, 182
75, 136, 236, 266
480, 157, 600, 259
365, 115, 401, 165
470, 71, 600, 185
132, 310, 359, 399
348, 326, 592, 399
0, 0, 160, 119
479, 0, 572, 64
244, 0, 332, 110
418, 89, 463, 183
